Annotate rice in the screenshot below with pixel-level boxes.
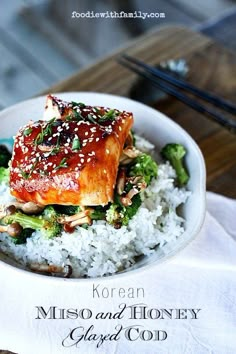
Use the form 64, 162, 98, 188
0, 136, 190, 278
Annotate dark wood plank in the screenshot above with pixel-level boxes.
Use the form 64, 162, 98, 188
46, 26, 236, 198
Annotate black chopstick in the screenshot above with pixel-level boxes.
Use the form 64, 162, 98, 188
121, 54, 236, 115
118, 55, 236, 133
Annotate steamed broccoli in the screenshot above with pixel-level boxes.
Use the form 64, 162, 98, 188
106, 204, 120, 225
161, 143, 189, 186
0, 145, 11, 168
128, 153, 158, 185
0, 167, 9, 184
3, 206, 62, 239
106, 194, 142, 227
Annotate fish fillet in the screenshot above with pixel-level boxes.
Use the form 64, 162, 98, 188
10, 96, 133, 206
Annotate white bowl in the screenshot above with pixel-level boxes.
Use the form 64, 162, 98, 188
0, 92, 206, 281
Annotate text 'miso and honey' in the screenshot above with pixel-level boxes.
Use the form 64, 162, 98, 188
10, 95, 133, 206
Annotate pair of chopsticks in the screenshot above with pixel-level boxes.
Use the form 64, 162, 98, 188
118, 55, 236, 133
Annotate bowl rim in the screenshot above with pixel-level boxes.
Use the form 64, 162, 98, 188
0, 91, 206, 283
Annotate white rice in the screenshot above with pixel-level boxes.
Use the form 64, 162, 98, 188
0, 137, 190, 278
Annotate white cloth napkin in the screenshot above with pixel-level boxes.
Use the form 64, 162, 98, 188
0, 192, 235, 354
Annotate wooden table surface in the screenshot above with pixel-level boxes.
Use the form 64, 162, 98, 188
47, 26, 236, 199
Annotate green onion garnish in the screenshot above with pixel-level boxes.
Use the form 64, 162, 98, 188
23, 127, 33, 136
72, 137, 81, 151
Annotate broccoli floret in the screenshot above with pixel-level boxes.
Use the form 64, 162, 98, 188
161, 143, 189, 186
106, 194, 142, 226
0, 167, 9, 184
4, 206, 62, 239
128, 153, 158, 185
42, 206, 62, 238
106, 204, 120, 225
0, 145, 11, 168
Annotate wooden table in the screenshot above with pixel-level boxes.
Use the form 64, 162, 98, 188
46, 26, 236, 199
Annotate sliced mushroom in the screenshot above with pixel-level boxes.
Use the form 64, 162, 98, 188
120, 187, 139, 206
12, 201, 44, 214
120, 181, 147, 207
29, 263, 73, 278
1, 202, 44, 217
120, 196, 132, 207
58, 210, 92, 228
127, 176, 143, 185
120, 146, 141, 165
119, 155, 133, 165
117, 168, 126, 195
70, 215, 92, 228
0, 222, 23, 238
58, 210, 90, 224
122, 146, 141, 158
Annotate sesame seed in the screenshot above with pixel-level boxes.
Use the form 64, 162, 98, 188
81, 158, 84, 163
104, 169, 107, 174
85, 132, 88, 136
119, 126, 122, 131
106, 149, 110, 154
96, 138, 99, 142
87, 158, 91, 162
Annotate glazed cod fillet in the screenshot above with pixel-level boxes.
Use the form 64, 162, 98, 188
10, 96, 133, 206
